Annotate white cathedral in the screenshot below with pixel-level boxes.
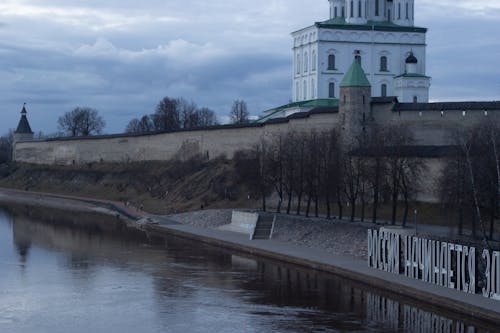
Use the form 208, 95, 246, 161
292, 0, 430, 103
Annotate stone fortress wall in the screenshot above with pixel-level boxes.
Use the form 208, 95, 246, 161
14, 112, 339, 165
14, 102, 500, 166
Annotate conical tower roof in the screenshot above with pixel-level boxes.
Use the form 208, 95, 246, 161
340, 58, 371, 87
15, 104, 34, 134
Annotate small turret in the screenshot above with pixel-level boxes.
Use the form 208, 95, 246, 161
14, 104, 34, 143
405, 52, 418, 74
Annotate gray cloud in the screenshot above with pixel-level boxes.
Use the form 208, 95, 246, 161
1, 1, 499, 135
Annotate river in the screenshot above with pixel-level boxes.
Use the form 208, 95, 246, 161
0, 205, 494, 332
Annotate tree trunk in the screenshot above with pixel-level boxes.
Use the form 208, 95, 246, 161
337, 200, 343, 220
350, 200, 356, 222
326, 194, 331, 219
361, 197, 365, 222
402, 197, 409, 227
391, 187, 398, 225
296, 192, 303, 215
305, 195, 312, 217
314, 195, 319, 218
286, 191, 292, 214
261, 193, 266, 212
458, 205, 464, 236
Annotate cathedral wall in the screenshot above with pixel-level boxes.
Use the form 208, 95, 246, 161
294, 27, 427, 101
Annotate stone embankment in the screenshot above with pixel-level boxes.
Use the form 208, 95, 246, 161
166, 209, 370, 259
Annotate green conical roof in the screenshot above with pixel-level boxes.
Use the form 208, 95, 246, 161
340, 58, 371, 87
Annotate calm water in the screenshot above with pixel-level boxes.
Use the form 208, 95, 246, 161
0, 205, 495, 333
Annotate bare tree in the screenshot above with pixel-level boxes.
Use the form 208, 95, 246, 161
197, 107, 218, 127
153, 97, 180, 131
229, 100, 249, 124
0, 130, 14, 163
126, 115, 154, 133
58, 107, 105, 137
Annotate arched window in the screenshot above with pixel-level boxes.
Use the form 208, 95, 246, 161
342, 6, 345, 17
350, 1, 354, 17
358, 0, 362, 17
304, 52, 308, 73
413, 96, 418, 103
334, 7, 338, 18
375, 0, 379, 16
406, 3, 409, 19
311, 51, 317, 71
311, 79, 315, 99
296, 54, 301, 74
398, 3, 401, 19
303, 81, 307, 100
381, 84, 387, 97
388, 9, 391, 21
328, 54, 336, 70
296, 82, 300, 101
380, 56, 388, 71
329, 82, 335, 98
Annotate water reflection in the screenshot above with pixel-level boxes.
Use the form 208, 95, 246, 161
0, 204, 496, 333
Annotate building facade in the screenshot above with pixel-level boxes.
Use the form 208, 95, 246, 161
292, 0, 430, 103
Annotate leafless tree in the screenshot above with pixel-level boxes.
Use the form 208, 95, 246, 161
0, 130, 14, 163
126, 115, 154, 133
229, 100, 249, 124
58, 107, 105, 137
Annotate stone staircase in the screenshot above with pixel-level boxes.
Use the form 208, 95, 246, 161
251, 214, 276, 240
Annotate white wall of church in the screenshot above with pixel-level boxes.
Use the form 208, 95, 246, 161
293, 0, 428, 103
293, 27, 427, 101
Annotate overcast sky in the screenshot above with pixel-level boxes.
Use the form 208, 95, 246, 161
1, 0, 500, 135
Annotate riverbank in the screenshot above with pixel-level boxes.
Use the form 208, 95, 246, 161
0, 188, 499, 326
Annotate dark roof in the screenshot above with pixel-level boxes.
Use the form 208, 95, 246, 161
314, 19, 427, 33
352, 145, 459, 158
371, 96, 398, 104
394, 101, 500, 112
406, 52, 418, 64
15, 105, 33, 134
41, 107, 335, 142
308, 106, 339, 114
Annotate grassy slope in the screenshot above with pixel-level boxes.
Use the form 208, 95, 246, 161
0, 158, 259, 215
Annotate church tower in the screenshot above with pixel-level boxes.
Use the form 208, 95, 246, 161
339, 56, 371, 146
14, 104, 34, 143
291, 0, 429, 104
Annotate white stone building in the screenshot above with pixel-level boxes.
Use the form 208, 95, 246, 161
292, 0, 431, 103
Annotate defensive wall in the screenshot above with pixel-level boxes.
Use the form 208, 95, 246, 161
14, 110, 339, 165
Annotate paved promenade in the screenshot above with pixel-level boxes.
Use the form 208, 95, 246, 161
148, 216, 500, 326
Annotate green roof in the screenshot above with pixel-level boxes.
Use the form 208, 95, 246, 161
257, 98, 338, 123
340, 59, 371, 87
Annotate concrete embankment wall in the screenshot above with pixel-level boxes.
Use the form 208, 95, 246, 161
14, 113, 339, 165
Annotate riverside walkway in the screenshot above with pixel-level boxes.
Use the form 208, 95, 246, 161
147, 216, 500, 326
